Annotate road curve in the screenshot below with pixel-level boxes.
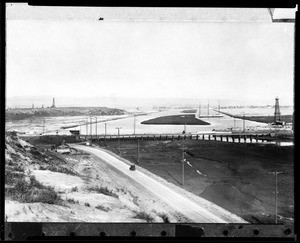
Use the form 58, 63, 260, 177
71, 144, 247, 223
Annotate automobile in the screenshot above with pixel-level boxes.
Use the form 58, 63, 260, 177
129, 165, 136, 171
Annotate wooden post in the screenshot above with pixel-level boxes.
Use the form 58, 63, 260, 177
208, 135, 210, 140
196, 135, 199, 140
137, 139, 140, 164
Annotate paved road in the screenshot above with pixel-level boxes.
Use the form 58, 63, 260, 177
71, 144, 247, 223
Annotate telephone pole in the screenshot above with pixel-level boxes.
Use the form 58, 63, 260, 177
137, 139, 140, 164
207, 100, 209, 116
133, 115, 136, 135
90, 117, 93, 138
95, 117, 97, 139
243, 114, 246, 132
181, 144, 187, 186
269, 171, 283, 224
199, 103, 201, 117
86, 117, 88, 136
105, 123, 107, 137
233, 117, 236, 129
116, 127, 122, 153
43, 118, 45, 134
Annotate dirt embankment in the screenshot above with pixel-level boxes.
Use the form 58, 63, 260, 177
5, 107, 126, 121
5, 132, 184, 222
100, 139, 294, 224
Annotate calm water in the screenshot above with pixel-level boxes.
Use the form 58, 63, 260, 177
77, 108, 293, 136
6, 107, 293, 137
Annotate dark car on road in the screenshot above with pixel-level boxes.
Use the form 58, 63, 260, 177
129, 165, 136, 171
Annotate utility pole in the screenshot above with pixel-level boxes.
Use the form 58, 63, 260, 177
207, 100, 209, 116
43, 118, 45, 134
137, 139, 140, 164
234, 117, 236, 129
86, 117, 88, 136
181, 144, 187, 186
90, 117, 93, 138
105, 123, 107, 137
243, 114, 246, 132
269, 171, 283, 224
199, 103, 201, 117
133, 115, 136, 135
95, 117, 97, 139
116, 127, 122, 154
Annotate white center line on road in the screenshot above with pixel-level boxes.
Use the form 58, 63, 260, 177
71, 144, 246, 223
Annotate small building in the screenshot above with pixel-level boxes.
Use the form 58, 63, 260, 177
56, 144, 71, 154
69, 130, 80, 140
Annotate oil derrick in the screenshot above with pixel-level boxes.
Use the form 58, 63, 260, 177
274, 97, 281, 122
51, 98, 56, 108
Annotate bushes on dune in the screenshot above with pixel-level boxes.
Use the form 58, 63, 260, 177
5, 175, 61, 205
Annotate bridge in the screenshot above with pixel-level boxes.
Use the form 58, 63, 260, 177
80, 132, 283, 144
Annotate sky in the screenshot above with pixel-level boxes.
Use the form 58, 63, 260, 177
6, 7, 295, 107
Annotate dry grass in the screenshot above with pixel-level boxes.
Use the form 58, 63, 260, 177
5, 175, 61, 205
95, 205, 110, 212
39, 164, 77, 176
133, 211, 154, 223
66, 198, 79, 204
158, 213, 170, 223
88, 186, 119, 199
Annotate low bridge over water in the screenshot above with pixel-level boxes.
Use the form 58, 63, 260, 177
80, 132, 284, 144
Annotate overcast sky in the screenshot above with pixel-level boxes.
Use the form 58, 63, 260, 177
6, 16, 294, 107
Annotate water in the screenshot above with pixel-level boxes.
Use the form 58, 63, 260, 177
77, 108, 274, 135
6, 107, 294, 146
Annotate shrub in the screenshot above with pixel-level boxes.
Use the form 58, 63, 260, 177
158, 213, 170, 223
28, 188, 61, 204
133, 211, 154, 223
46, 165, 77, 175
71, 187, 78, 192
66, 198, 79, 204
95, 205, 110, 212
88, 186, 118, 198
5, 175, 61, 205
13, 165, 24, 172
6, 160, 14, 166
5, 170, 15, 185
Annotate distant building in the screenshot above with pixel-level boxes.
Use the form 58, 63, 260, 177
69, 130, 80, 140
56, 144, 71, 154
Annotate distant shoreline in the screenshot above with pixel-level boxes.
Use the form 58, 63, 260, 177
216, 110, 293, 124
5, 106, 126, 121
